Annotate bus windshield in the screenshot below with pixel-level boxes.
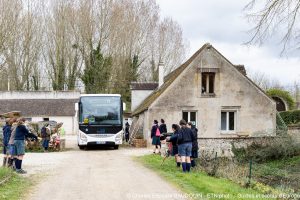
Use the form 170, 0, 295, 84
79, 96, 121, 125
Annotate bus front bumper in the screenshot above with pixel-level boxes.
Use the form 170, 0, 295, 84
78, 130, 123, 146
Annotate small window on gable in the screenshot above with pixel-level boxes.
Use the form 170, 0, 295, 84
43, 118, 49, 121
202, 72, 215, 95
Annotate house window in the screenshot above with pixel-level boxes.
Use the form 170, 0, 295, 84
43, 118, 49, 121
182, 111, 197, 127
202, 73, 215, 95
221, 111, 236, 132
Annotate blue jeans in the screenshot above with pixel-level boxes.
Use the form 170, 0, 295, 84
178, 142, 192, 157
42, 139, 49, 150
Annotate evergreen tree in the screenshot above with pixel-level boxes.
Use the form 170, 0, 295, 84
81, 45, 112, 94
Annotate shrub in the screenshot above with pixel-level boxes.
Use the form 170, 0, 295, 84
279, 110, 300, 125
266, 89, 295, 110
231, 136, 300, 163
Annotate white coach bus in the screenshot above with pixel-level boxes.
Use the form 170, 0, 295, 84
75, 94, 124, 150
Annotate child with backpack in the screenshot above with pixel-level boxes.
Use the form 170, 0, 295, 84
151, 120, 161, 154
41, 124, 51, 152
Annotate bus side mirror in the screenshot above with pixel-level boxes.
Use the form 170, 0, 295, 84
75, 103, 79, 111
123, 102, 126, 111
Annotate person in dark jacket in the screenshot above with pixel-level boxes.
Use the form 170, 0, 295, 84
167, 124, 181, 167
125, 122, 130, 143
151, 120, 161, 154
187, 122, 199, 168
2, 119, 12, 167
41, 123, 51, 152
177, 119, 195, 172
14, 118, 31, 174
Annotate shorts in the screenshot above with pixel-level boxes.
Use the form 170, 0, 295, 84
2, 145, 8, 155
191, 150, 198, 158
9, 144, 16, 156
14, 140, 25, 156
152, 136, 161, 146
172, 146, 178, 156
178, 142, 192, 157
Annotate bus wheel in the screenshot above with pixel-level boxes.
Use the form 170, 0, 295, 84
114, 145, 119, 150
79, 145, 85, 150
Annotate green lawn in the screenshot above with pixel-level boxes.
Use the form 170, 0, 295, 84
0, 168, 31, 200
137, 155, 270, 200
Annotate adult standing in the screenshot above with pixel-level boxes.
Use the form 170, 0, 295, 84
187, 122, 199, 168
151, 120, 161, 154
125, 122, 130, 143
177, 119, 195, 172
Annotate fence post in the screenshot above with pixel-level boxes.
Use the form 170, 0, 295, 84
247, 159, 253, 187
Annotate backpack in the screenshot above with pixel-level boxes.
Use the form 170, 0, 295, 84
41, 127, 47, 138
155, 126, 161, 137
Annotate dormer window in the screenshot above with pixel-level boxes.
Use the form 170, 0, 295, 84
201, 72, 215, 95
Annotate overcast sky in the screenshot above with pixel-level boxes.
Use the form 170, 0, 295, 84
157, 0, 300, 87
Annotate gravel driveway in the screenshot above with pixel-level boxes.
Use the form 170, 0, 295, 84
11, 136, 187, 200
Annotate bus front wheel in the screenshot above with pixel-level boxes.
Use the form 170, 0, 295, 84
79, 145, 85, 150
114, 145, 119, 150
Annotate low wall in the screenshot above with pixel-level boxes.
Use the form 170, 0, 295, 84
198, 137, 277, 158
288, 125, 300, 143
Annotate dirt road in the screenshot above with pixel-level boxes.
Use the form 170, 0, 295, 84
23, 137, 186, 200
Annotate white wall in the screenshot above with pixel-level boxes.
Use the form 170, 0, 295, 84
131, 90, 154, 111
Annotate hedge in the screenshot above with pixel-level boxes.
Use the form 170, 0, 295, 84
279, 110, 300, 125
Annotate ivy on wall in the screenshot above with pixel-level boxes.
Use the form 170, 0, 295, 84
266, 89, 295, 110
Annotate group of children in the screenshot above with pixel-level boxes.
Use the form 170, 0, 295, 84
2, 118, 37, 174
151, 119, 198, 173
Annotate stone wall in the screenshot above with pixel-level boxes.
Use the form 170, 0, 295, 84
198, 137, 277, 158
288, 125, 300, 143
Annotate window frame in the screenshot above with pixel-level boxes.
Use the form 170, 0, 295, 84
220, 110, 237, 134
201, 72, 216, 97
182, 111, 197, 127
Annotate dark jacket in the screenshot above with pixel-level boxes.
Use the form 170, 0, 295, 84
151, 124, 159, 138
159, 123, 167, 134
168, 130, 179, 147
3, 125, 12, 146
191, 127, 199, 151
177, 127, 195, 145
14, 125, 30, 141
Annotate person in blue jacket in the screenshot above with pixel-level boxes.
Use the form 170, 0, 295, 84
2, 119, 12, 167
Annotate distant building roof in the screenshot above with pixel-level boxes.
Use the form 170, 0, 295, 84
234, 65, 247, 76
131, 82, 158, 90
0, 99, 78, 117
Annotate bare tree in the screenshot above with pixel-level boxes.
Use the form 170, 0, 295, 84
245, 0, 300, 53
248, 70, 283, 90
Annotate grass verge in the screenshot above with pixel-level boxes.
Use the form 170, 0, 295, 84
136, 154, 270, 200
0, 168, 32, 200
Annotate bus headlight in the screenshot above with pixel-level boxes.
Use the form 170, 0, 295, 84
115, 134, 122, 142
80, 133, 88, 142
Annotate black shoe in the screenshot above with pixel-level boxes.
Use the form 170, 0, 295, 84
16, 169, 27, 174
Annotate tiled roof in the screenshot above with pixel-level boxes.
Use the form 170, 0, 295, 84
131, 82, 158, 90
0, 99, 78, 116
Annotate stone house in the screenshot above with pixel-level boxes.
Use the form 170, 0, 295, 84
0, 91, 79, 135
131, 43, 277, 155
